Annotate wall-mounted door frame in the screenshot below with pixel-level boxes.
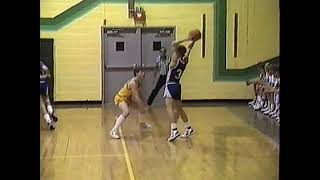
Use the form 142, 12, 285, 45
101, 26, 176, 103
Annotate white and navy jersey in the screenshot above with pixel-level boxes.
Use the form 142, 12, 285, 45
40, 61, 49, 83
274, 78, 280, 88
269, 75, 274, 86
259, 73, 264, 80
155, 55, 169, 75
265, 73, 273, 85
40, 61, 48, 74
262, 72, 269, 82
166, 58, 187, 84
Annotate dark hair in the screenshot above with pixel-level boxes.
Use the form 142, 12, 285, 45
272, 64, 279, 73
264, 62, 271, 69
133, 65, 144, 76
257, 61, 264, 68
176, 45, 187, 57
257, 61, 265, 72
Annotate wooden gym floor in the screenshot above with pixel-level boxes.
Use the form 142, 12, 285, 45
40, 103, 279, 180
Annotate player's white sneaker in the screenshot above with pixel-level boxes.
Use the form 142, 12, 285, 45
110, 129, 120, 139
168, 130, 180, 142
248, 100, 256, 106
181, 127, 195, 138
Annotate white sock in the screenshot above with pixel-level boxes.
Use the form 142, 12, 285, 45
271, 103, 274, 110
260, 98, 264, 106
47, 105, 53, 114
257, 95, 261, 102
268, 101, 272, 109
171, 123, 177, 130
113, 115, 127, 131
44, 114, 51, 123
275, 94, 279, 104
274, 94, 279, 110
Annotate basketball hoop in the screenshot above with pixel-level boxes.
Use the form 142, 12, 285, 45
134, 7, 146, 25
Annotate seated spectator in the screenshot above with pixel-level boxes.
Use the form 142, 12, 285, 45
262, 64, 279, 116
247, 61, 280, 125
252, 62, 272, 110
247, 61, 265, 106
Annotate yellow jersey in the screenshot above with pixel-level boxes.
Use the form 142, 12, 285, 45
114, 78, 140, 106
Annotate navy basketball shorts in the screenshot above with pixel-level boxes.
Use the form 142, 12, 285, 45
40, 81, 49, 96
164, 83, 181, 100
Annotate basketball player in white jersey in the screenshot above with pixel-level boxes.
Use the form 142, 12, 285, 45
253, 63, 272, 110
247, 61, 265, 107
40, 60, 58, 130
268, 65, 280, 121
164, 37, 198, 142
262, 65, 279, 114
261, 65, 277, 113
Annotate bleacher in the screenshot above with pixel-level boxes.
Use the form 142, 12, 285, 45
247, 61, 280, 125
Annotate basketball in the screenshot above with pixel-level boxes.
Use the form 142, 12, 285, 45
188, 29, 201, 41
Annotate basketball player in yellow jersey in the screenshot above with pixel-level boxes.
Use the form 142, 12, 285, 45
110, 65, 150, 139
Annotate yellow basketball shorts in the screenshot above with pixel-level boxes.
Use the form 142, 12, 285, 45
114, 95, 131, 106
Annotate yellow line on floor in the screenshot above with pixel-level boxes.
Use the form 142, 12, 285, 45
119, 127, 136, 180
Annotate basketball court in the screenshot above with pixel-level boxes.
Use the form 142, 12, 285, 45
40, 1, 280, 179
40, 104, 279, 180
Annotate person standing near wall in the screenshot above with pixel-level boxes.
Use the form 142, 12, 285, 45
40, 60, 58, 130
147, 47, 169, 106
